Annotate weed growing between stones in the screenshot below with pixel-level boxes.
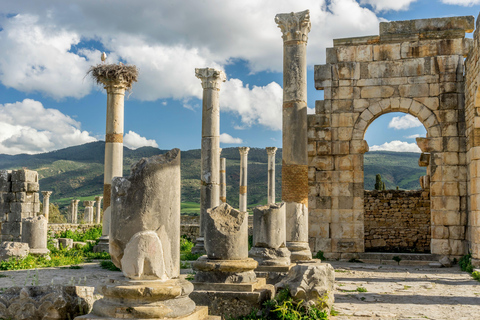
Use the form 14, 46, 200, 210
228, 288, 329, 320
393, 256, 402, 265
315, 251, 326, 260
100, 261, 121, 271
459, 252, 480, 282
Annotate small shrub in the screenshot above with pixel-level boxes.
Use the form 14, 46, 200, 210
392, 256, 402, 265
459, 253, 473, 273
356, 287, 367, 292
315, 251, 326, 261
181, 252, 202, 261
472, 271, 480, 282
100, 261, 121, 271
180, 236, 194, 252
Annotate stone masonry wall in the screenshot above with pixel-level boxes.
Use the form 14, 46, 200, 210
0, 170, 40, 241
364, 190, 431, 252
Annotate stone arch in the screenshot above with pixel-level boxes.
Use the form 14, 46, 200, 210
352, 98, 441, 141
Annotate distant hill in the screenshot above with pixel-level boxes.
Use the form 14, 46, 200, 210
0, 142, 425, 213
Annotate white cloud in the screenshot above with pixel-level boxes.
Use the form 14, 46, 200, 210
220, 133, 243, 144
388, 114, 423, 130
405, 134, 421, 139
0, 99, 96, 154
370, 140, 421, 152
440, 0, 480, 5
123, 131, 158, 149
221, 79, 283, 130
360, 0, 417, 11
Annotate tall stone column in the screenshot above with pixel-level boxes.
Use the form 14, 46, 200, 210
275, 10, 312, 261
68, 200, 75, 223
88, 63, 138, 252
220, 157, 227, 203
84, 200, 95, 224
95, 196, 103, 225
73, 199, 80, 224
239, 147, 250, 212
266, 147, 277, 204
41, 191, 52, 222
192, 68, 226, 254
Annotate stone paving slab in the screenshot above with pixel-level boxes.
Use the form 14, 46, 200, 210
329, 261, 480, 320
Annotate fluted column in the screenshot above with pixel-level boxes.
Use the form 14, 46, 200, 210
41, 191, 52, 222
95, 196, 103, 224
220, 157, 227, 203
275, 10, 312, 261
192, 68, 226, 254
266, 147, 277, 205
84, 200, 96, 224
69, 200, 75, 223
73, 199, 80, 224
239, 147, 250, 212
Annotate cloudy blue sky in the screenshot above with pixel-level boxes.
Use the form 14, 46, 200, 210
0, 0, 479, 155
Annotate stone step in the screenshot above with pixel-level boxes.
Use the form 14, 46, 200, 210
358, 252, 440, 262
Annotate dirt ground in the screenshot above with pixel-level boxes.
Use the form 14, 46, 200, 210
0, 261, 479, 320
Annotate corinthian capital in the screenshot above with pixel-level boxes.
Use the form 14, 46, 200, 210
238, 147, 250, 156
275, 10, 311, 42
195, 68, 226, 90
266, 147, 277, 155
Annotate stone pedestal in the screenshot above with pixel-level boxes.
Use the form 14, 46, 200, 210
95, 196, 103, 224
191, 203, 273, 318
192, 68, 226, 255
276, 10, 312, 261
41, 191, 52, 222
22, 215, 50, 256
83, 200, 95, 224
238, 147, 249, 212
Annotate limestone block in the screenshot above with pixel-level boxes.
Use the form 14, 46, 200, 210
0, 241, 29, 261
0, 285, 94, 320
350, 140, 369, 154
205, 203, 248, 260
379, 16, 474, 35
314, 64, 332, 83
58, 238, 73, 250
314, 238, 332, 252
373, 43, 401, 60
121, 230, 168, 280
361, 86, 394, 99
110, 149, 181, 279
11, 169, 38, 183
1, 222, 21, 240
448, 226, 465, 240
275, 263, 335, 310
0, 170, 12, 193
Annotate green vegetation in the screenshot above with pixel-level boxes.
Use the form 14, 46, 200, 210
180, 237, 202, 261
55, 226, 102, 242
340, 287, 367, 293
459, 252, 480, 282
100, 260, 121, 271
229, 288, 329, 320
374, 173, 384, 190
392, 256, 402, 265
314, 251, 326, 261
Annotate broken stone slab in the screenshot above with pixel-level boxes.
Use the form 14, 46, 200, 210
275, 263, 335, 310
439, 256, 452, 267
73, 241, 87, 249
110, 148, 181, 280
58, 238, 74, 250
0, 285, 94, 320
204, 203, 248, 260
0, 241, 29, 261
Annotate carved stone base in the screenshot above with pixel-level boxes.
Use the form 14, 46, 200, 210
255, 263, 295, 285
93, 236, 109, 253
76, 306, 219, 320
29, 248, 51, 257
76, 278, 207, 319
191, 237, 206, 255
249, 246, 291, 267
286, 241, 312, 262
192, 257, 258, 283
190, 286, 274, 318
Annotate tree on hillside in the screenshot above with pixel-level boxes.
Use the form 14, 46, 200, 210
375, 174, 384, 190
40, 203, 66, 223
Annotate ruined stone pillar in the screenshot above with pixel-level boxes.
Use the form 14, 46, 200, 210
87, 63, 138, 252
73, 199, 80, 224
95, 196, 103, 224
266, 147, 277, 204
68, 200, 75, 223
192, 68, 226, 255
41, 191, 52, 222
249, 203, 291, 267
239, 147, 250, 212
275, 10, 312, 261
22, 216, 50, 256
83, 200, 95, 224
220, 157, 227, 203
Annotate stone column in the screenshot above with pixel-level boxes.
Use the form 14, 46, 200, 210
41, 191, 52, 222
220, 157, 227, 203
68, 200, 75, 223
275, 10, 312, 261
83, 200, 95, 224
95, 196, 103, 224
239, 147, 250, 212
73, 199, 80, 224
89, 63, 137, 252
266, 147, 277, 205
22, 216, 50, 256
192, 68, 226, 255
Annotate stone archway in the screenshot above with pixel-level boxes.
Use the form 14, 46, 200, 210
308, 16, 471, 259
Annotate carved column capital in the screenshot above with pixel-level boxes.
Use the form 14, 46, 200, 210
239, 147, 250, 155
84, 200, 96, 207
195, 68, 226, 90
95, 196, 103, 201
41, 191, 52, 198
275, 10, 311, 43
266, 147, 278, 156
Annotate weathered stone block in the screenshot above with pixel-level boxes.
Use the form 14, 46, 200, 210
0, 241, 29, 260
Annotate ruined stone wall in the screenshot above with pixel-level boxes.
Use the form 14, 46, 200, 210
0, 170, 40, 241
308, 16, 472, 259
48, 224, 102, 238
464, 13, 480, 266
364, 190, 431, 252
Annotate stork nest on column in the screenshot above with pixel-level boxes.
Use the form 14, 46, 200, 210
87, 64, 138, 89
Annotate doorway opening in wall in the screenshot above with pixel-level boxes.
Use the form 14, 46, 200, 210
363, 112, 430, 253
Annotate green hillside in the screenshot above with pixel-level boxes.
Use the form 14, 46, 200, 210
0, 142, 425, 214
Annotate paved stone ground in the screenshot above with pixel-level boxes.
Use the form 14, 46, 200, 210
328, 261, 480, 320
0, 261, 479, 320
